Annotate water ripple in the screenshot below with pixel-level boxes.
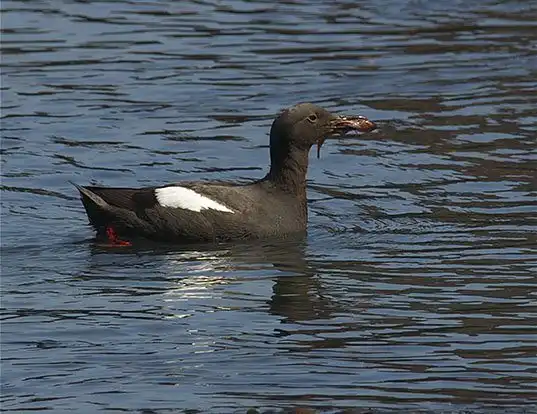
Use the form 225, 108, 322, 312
1, 0, 536, 412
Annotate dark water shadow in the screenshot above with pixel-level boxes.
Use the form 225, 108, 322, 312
83, 235, 338, 323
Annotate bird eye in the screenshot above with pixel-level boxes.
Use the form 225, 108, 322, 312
307, 114, 318, 123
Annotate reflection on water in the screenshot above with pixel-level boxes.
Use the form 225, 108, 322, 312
1, 0, 536, 412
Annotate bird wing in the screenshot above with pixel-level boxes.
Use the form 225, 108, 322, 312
79, 185, 159, 212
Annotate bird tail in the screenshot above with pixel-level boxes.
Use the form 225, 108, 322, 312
71, 182, 110, 209
70, 181, 114, 231
71, 182, 153, 245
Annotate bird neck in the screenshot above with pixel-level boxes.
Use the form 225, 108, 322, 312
265, 138, 310, 196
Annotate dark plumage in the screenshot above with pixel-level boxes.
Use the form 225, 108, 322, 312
74, 103, 376, 243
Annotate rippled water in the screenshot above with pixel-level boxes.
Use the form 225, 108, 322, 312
2, 0, 537, 412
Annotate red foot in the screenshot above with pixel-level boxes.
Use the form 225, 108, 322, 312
105, 226, 132, 246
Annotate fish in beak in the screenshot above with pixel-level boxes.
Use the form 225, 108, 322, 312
317, 115, 377, 158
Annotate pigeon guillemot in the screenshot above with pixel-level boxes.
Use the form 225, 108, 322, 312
74, 103, 376, 244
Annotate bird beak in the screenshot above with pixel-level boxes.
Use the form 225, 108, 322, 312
317, 115, 377, 158
329, 115, 377, 134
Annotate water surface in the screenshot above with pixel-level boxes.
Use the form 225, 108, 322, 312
1, 0, 536, 412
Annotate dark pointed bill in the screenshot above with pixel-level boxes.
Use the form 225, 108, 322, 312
317, 115, 377, 158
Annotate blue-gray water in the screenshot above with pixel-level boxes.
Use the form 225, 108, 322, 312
1, 0, 536, 413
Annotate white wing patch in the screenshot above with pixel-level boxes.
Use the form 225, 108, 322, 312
155, 186, 234, 213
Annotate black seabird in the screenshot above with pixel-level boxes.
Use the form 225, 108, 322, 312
74, 103, 376, 245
